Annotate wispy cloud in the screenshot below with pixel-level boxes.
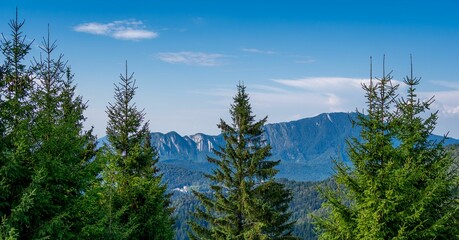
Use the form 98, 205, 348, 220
157, 51, 226, 66
273, 77, 368, 91
295, 58, 316, 64
73, 20, 158, 41
194, 77, 371, 124
423, 82, 459, 116
192, 77, 459, 137
201, 77, 410, 114
429, 80, 459, 90
242, 48, 276, 55
253, 77, 370, 114
272, 77, 459, 136
251, 84, 290, 94
192, 17, 205, 25
414, 81, 459, 137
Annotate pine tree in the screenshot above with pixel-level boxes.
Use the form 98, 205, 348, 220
83, 62, 174, 239
189, 83, 295, 240
314, 57, 459, 239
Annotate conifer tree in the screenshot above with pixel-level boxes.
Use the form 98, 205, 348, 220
25, 29, 97, 238
1, 15, 97, 237
388, 57, 458, 238
0, 11, 36, 238
189, 84, 295, 239
314, 57, 459, 239
84, 62, 174, 239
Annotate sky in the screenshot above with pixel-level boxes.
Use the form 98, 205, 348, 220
1, 0, 458, 138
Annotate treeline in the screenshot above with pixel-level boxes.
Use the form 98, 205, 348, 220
2, 12, 459, 240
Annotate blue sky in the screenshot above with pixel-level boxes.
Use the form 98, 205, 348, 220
1, 0, 459, 138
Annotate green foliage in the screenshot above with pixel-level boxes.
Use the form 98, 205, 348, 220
1, 13, 97, 239
0, 11, 38, 239
189, 84, 295, 239
81, 63, 174, 239
314, 58, 459, 239
280, 178, 325, 240
27, 33, 97, 238
164, 161, 327, 240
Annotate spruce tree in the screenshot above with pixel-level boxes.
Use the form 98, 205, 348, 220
83, 62, 174, 239
24, 29, 97, 238
314, 57, 459, 239
189, 83, 295, 240
0, 11, 36, 238
388, 58, 458, 238
1, 15, 97, 237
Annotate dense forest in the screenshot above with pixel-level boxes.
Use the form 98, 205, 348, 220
163, 165, 329, 240
1, 12, 458, 240
163, 144, 459, 240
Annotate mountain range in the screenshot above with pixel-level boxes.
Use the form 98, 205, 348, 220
151, 112, 459, 240
148, 112, 458, 181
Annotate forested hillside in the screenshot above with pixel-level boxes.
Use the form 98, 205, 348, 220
161, 162, 327, 240
161, 144, 459, 240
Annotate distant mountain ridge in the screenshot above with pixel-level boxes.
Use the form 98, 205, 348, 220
150, 131, 223, 163
100, 112, 459, 181
151, 113, 356, 163
150, 112, 459, 180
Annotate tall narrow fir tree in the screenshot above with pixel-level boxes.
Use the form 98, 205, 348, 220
83, 62, 174, 239
189, 84, 295, 240
0, 11, 36, 239
26, 28, 97, 238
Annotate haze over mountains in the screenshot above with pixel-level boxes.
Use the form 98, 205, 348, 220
144, 112, 459, 181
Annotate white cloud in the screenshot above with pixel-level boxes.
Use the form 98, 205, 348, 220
419, 87, 459, 137
248, 84, 360, 115
422, 90, 459, 116
242, 48, 276, 55
429, 80, 459, 90
157, 51, 226, 66
273, 77, 368, 91
415, 80, 459, 117
251, 84, 289, 94
73, 20, 158, 41
194, 77, 371, 125
192, 77, 459, 138
295, 58, 316, 64
111, 29, 156, 40
74, 22, 109, 35
265, 78, 459, 137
